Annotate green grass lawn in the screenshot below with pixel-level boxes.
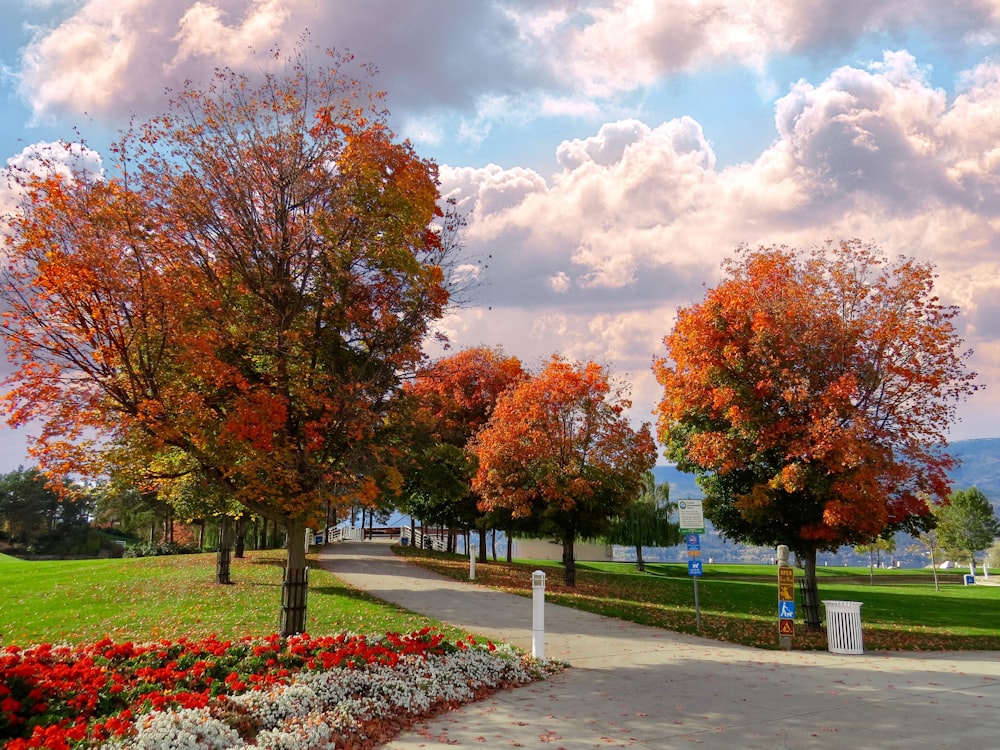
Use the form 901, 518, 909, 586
397, 548, 1000, 651
0, 550, 460, 647
5, 547, 998, 651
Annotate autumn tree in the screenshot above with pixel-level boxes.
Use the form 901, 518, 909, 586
654, 241, 979, 628
0, 46, 454, 634
935, 487, 1000, 571
602, 472, 680, 572
404, 346, 525, 559
472, 355, 656, 585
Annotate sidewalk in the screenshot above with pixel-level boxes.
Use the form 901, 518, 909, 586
318, 542, 1000, 749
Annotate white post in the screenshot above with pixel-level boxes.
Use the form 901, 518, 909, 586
469, 542, 476, 580
532, 570, 546, 659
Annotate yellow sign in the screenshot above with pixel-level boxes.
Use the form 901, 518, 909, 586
779, 584, 795, 601
778, 567, 794, 585
687, 549, 702, 558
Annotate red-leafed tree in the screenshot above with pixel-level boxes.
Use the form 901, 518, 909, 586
654, 240, 980, 627
0, 46, 454, 634
472, 355, 656, 585
404, 346, 526, 559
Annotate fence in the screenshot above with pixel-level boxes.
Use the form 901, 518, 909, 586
324, 525, 447, 551
402, 526, 448, 552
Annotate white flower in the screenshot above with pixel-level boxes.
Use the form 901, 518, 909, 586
104, 644, 553, 750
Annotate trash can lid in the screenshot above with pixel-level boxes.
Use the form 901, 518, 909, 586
821, 600, 863, 610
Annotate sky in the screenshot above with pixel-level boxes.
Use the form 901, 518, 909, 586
2, 0, 1000, 471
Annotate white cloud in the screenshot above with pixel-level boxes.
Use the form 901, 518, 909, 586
6, 139, 103, 181
549, 272, 571, 293
435, 48, 1000, 443
17, 0, 1000, 139
1, 140, 104, 217
170, 0, 291, 67
14, 0, 539, 127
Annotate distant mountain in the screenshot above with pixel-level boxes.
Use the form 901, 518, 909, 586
654, 437, 1000, 501
946, 438, 1000, 500
646, 438, 1000, 565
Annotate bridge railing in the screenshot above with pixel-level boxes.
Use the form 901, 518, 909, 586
403, 526, 448, 552
324, 524, 448, 552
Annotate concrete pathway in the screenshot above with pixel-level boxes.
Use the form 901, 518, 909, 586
317, 542, 1000, 749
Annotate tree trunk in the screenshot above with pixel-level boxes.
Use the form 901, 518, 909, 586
563, 532, 577, 586
635, 544, 645, 572
800, 548, 821, 631
216, 516, 233, 585
234, 516, 247, 559
478, 527, 488, 562
280, 518, 309, 637
506, 532, 513, 563
491, 528, 497, 561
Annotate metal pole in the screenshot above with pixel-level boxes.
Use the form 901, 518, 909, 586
693, 576, 701, 631
532, 570, 546, 659
469, 542, 476, 580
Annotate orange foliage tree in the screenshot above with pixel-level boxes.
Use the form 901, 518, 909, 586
404, 346, 526, 559
0, 47, 453, 634
472, 355, 657, 585
654, 240, 980, 626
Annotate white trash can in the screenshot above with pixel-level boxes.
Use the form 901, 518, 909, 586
822, 600, 863, 654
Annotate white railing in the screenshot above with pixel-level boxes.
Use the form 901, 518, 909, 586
325, 524, 447, 551
326, 526, 364, 543
403, 526, 447, 552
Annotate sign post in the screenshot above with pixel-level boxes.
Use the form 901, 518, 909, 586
679, 501, 706, 631
777, 545, 794, 650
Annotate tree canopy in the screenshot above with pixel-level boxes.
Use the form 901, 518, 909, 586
402, 346, 526, 557
0, 46, 455, 633
602, 472, 680, 572
472, 355, 657, 585
653, 240, 979, 625
935, 487, 1000, 567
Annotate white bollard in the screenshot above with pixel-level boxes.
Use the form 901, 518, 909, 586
532, 570, 546, 659
469, 543, 476, 580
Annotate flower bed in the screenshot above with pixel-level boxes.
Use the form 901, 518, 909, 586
1, 629, 557, 749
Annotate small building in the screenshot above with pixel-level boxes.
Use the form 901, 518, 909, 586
510, 538, 614, 562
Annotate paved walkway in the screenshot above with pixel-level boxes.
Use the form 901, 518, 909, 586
317, 542, 1000, 749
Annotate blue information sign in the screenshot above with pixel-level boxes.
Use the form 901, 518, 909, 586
688, 559, 703, 577
779, 600, 795, 619
685, 533, 700, 551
